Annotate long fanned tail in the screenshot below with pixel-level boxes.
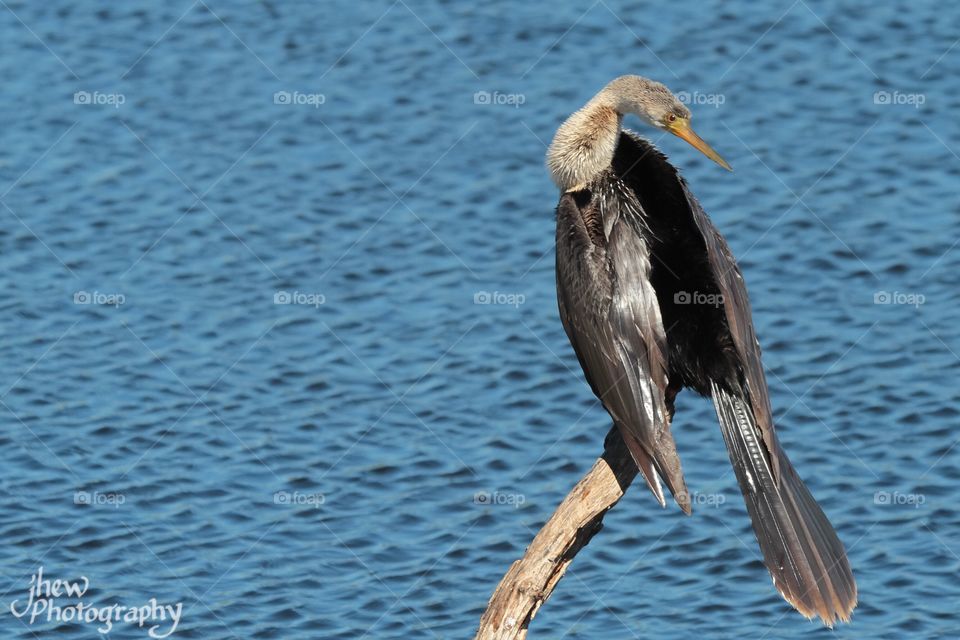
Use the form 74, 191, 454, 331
711, 382, 857, 626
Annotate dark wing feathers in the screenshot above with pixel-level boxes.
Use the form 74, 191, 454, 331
617, 130, 783, 480
556, 190, 690, 512
713, 383, 857, 624
678, 179, 783, 478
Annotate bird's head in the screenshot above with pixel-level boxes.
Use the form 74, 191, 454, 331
603, 75, 732, 171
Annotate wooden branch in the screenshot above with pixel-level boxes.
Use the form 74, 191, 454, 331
474, 426, 639, 640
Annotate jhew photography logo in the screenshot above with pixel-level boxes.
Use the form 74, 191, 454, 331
10, 567, 183, 638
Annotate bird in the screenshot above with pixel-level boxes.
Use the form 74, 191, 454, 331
546, 75, 857, 626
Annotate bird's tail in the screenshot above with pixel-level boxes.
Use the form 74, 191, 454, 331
711, 382, 857, 626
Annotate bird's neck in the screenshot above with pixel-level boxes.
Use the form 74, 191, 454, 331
546, 97, 623, 192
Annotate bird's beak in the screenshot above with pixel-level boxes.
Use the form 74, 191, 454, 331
667, 120, 732, 171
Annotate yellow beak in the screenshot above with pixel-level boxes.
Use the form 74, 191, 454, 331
667, 120, 732, 171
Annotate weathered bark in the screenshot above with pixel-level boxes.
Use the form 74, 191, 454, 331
474, 427, 639, 640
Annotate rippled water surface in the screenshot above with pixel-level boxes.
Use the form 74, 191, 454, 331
1, 1, 958, 638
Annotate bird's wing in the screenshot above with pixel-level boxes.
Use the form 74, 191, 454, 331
556, 189, 690, 512
677, 177, 783, 477
612, 130, 782, 478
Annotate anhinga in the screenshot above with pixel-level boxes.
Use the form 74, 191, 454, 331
547, 75, 856, 625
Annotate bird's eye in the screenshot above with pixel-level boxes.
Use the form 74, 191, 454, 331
667, 114, 677, 122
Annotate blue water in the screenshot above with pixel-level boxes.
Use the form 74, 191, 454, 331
0, 1, 957, 638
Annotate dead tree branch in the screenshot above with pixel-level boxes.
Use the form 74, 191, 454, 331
474, 427, 639, 639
